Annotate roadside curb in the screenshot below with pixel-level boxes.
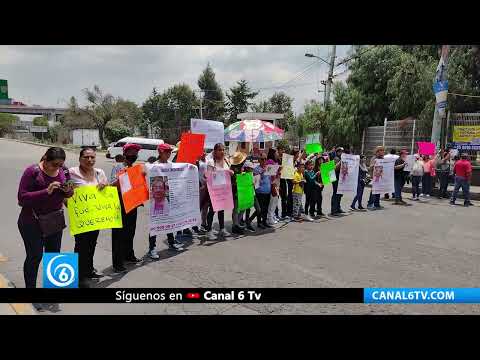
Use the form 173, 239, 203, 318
0, 267, 37, 315
365, 184, 480, 201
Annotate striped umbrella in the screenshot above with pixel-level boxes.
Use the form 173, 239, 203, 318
224, 119, 284, 142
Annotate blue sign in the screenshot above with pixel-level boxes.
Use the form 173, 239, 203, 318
433, 80, 448, 109
451, 142, 480, 151
42, 253, 78, 288
365, 288, 480, 304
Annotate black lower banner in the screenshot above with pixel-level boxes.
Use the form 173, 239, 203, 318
0, 288, 363, 303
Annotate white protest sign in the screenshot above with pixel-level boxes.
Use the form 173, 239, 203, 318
337, 154, 360, 194
148, 163, 200, 235
191, 118, 224, 149
403, 155, 415, 172
265, 164, 280, 176
372, 158, 395, 195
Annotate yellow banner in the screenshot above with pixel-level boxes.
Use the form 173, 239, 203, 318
453, 125, 480, 143
67, 186, 123, 236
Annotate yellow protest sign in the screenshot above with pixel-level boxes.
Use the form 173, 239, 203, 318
67, 185, 123, 236
453, 125, 480, 143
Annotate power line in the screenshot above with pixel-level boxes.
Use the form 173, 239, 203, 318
448, 92, 480, 98
335, 46, 374, 68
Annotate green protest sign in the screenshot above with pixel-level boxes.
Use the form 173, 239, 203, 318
236, 172, 254, 211
305, 143, 323, 155
320, 160, 337, 185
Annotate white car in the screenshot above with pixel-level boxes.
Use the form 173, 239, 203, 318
107, 137, 177, 162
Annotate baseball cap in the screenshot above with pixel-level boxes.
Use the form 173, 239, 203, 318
123, 143, 141, 152
157, 143, 173, 152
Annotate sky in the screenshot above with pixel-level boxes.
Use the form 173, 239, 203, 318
0, 45, 352, 121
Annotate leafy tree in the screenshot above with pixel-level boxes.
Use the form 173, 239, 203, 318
225, 80, 258, 124
104, 119, 133, 142
32, 116, 48, 127
198, 63, 225, 121
142, 84, 198, 143
0, 113, 18, 137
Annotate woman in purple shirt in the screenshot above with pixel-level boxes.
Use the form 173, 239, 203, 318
17, 147, 74, 288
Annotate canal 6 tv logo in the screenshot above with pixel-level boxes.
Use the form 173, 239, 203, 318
43, 253, 78, 288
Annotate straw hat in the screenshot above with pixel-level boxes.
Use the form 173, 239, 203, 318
374, 146, 385, 154
230, 151, 247, 166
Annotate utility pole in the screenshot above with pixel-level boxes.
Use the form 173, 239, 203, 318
325, 45, 336, 107
199, 91, 203, 119
431, 45, 449, 149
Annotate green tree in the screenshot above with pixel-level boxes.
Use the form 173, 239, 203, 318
225, 80, 258, 124
0, 113, 18, 137
142, 85, 198, 143
32, 116, 48, 127
104, 119, 133, 142
251, 92, 294, 130
198, 63, 225, 121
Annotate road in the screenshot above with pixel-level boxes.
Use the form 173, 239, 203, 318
1, 138, 480, 315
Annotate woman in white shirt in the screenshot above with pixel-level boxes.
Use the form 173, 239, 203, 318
69, 147, 108, 287
204, 143, 234, 241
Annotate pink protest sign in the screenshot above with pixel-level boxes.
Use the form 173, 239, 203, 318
417, 142, 436, 156
206, 170, 234, 212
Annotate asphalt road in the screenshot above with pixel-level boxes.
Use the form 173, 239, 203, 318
1, 138, 480, 315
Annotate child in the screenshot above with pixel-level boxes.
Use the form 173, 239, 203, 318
252, 154, 273, 228
244, 162, 262, 232
303, 160, 316, 221
292, 163, 306, 222
313, 156, 325, 217
110, 154, 125, 183
230, 152, 247, 235
351, 155, 368, 210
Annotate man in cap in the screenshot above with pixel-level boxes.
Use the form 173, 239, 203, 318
146, 143, 185, 255
393, 149, 409, 205
450, 153, 473, 207
111, 143, 143, 273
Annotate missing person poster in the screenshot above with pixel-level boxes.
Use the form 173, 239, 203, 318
148, 163, 200, 235
372, 158, 395, 195
337, 154, 360, 194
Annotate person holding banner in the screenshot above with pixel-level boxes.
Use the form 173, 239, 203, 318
278, 145, 293, 220
253, 154, 273, 228
421, 155, 433, 197
111, 143, 143, 273
351, 155, 368, 211
17, 147, 75, 289
206, 143, 233, 241
393, 150, 408, 206
410, 154, 424, 200
146, 143, 185, 255
312, 157, 325, 217
304, 160, 318, 221
230, 152, 247, 235
292, 163, 306, 222
435, 148, 451, 199
69, 147, 108, 287
330, 147, 344, 217
266, 148, 281, 226
367, 146, 385, 210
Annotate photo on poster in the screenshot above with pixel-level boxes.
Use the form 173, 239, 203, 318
150, 176, 170, 216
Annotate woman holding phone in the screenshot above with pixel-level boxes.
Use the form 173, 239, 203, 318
17, 147, 74, 289
69, 147, 108, 288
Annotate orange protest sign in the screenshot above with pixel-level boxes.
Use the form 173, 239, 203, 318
176, 132, 206, 164
118, 164, 149, 214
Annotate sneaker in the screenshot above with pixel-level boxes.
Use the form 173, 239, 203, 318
449, 201, 455, 206
350, 206, 356, 211
218, 229, 231, 238
148, 249, 160, 260
125, 257, 142, 264
266, 220, 277, 226
169, 243, 184, 252
293, 217, 304, 222
86, 271, 104, 279
257, 223, 266, 229
357, 206, 365, 210
304, 215, 314, 222
338, 209, 346, 214
232, 226, 245, 235
264, 222, 274, 228
426, 194, 430, 197
206, 231, 217, 241
246, 224, 256, 232
182, 228, 193, 237
113, 266, 128, 274
239, 220, 246, 227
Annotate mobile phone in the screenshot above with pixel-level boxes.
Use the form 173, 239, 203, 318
61, 180, 75, 189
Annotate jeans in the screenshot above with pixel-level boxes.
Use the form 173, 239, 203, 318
206, 207, 224, 232
18, 221, 62, 288
404, 172, 410, 184
256, 192, 270, 225
451, 176, 470, 204
267, 195, 279, 223
330, 180, 343, 214
246, 196, 262, 226
111, 205, 138, 268
411, 176, 422, 198
367, 191, 381, 208
74, 230, 99, 280
351, 181, 365, 208
394, 176, 405, 201
438, 171, 450, 198
280, 179, 293, 218
304, 186, 316, 216
292, 193, 303, 217
422, 173, 432, 195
